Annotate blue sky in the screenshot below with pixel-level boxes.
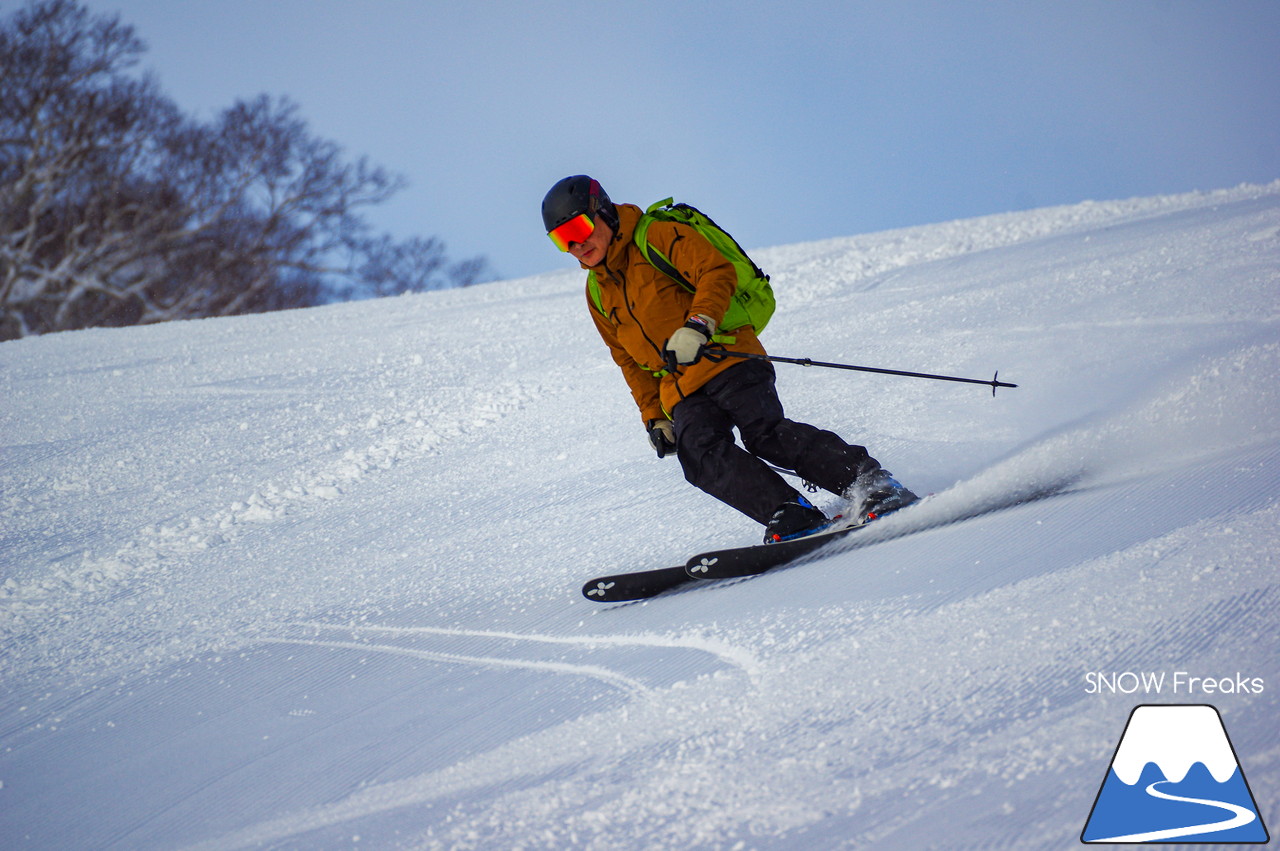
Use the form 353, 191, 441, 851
98, 0, 1280, 281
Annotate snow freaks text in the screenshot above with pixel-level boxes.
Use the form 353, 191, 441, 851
1084, 671, 1266, 696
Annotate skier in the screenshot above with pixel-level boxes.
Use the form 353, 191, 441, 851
542, 175, 917, 542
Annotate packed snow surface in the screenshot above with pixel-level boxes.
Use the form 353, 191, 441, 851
2, 183, 1278, 849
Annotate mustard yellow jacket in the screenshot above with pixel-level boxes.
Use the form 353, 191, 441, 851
584, 202, 768, 424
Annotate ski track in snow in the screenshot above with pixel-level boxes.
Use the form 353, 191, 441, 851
287, 621, 762, 676
258, 621, 763, 696
257, 637, 653, 697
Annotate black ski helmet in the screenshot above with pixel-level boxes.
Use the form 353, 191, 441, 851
542, 175, 619, 235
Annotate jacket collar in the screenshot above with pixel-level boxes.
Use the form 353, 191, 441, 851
581, 203, 643, 274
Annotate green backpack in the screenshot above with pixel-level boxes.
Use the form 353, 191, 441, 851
587, 198, 775, 338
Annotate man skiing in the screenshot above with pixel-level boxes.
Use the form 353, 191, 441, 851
542, 175, 917, 542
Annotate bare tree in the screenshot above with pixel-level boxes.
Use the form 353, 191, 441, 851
0, 0, 489, 341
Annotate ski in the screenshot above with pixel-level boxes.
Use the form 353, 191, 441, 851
581, 564, 694, 602
684, 516, 871, 580
581, 516, 872, 602
683, 481, 1083, 582
581, 482, 1076, 602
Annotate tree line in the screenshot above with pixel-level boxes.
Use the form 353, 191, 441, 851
0, 0, 489, 341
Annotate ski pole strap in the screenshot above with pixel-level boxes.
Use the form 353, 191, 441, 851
708, 348, 1018, 395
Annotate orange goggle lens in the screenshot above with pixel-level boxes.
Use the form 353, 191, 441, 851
548, 213, 595, 251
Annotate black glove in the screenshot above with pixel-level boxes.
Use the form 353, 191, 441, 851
647, 418, 676, 458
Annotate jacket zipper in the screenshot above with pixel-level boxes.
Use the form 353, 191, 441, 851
606, 265, 666, 368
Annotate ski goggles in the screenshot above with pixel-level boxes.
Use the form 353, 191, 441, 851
548, 213, 595, 252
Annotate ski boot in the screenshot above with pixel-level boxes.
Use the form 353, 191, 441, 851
763, 495, 830, 543
852, 470, 919, 524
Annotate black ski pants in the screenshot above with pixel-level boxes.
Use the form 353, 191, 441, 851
672, 359, 881, 525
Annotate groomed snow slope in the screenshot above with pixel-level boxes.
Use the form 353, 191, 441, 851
2, 183, 1278, 850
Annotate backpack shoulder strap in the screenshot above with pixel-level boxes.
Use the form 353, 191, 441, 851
586, 271, 606, 318
632, 199, 694, 293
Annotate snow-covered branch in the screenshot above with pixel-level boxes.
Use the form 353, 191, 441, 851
1, 0, 489, 340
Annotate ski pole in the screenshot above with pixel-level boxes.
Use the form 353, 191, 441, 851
703, 348, 1018, 395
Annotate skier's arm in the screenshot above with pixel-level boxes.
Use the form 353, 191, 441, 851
588, 295, 666, 426
644, 220, 737, 327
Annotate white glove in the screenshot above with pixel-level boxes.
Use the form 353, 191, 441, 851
663, 314, 716, 370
